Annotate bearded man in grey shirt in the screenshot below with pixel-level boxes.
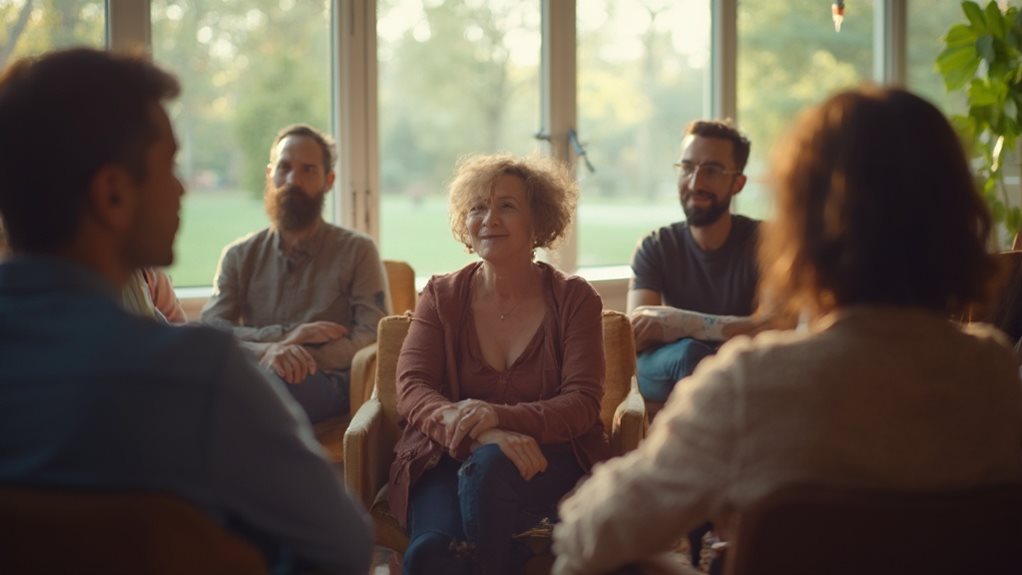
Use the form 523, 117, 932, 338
202, 124, 389, 423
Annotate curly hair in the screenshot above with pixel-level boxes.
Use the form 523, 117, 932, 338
448, 154, 578, 252
759, 86, 996, 321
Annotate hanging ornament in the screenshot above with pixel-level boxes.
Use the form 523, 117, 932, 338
832, 0, 845, 32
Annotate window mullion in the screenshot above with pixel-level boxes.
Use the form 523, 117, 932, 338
106, 0, 151, 52
541, 0, 578, 273
333, 0, 377, 240
874, 0, 907, 86
710, 0, 737, 121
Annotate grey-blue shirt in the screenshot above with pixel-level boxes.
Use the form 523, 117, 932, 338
0, 256, 372, 574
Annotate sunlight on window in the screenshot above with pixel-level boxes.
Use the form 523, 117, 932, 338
377, 0, 541, 278
907, 0, 967, 116
737, 0, 874, 220
0, 1, 105, 68
577, 0, 710, 268
152, 0, 332, 287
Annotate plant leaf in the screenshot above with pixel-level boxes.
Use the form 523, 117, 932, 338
937, 45, 980, 90
969, 79, 999, 106
977, 34, 996, 64
984, 0, 1006, 38
992, 199, 1006, 222
1007, 208, 1022, 235
945, 24, 979, 48
963, 1, 988, 32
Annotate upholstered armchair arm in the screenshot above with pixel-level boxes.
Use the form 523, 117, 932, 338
610, 377, 647, 456
342, 397, 386, 509
349, 344, 378, 416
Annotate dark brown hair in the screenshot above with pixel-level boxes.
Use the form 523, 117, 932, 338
685, 119, 752, 171
0, 48, 180, 253
269, 124, 336, 173
759, 86, 996, 320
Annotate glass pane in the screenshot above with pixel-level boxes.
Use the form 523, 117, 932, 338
907, 0, 967, 116
0, 0, 105, 67
576, 0, 710, 269
152, 0, 332, 287
738, 0, 875, 219
378, 0, 541, 278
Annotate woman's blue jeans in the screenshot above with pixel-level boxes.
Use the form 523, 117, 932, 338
403, 443, 583, 575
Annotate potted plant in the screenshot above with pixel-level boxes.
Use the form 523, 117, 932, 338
937, 0, 1022, 242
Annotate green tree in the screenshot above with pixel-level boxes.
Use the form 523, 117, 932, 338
739, 0, 874, 175
378, 0, 539, 198
150, 0, 331, 197
1, 0, 105, 69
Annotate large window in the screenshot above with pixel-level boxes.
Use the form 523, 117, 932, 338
35, 0, 956, 292
152, 0, 333, 286
377, 0, 541, 278
576, 0, 710, 268
907, 0, 966, 115
1, 1, 105, 67
738, 0, 875, 219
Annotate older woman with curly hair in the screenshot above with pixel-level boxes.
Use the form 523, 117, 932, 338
389, 154, 612, 574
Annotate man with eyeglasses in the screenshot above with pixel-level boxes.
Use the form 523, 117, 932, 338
627, 120, 762, 568
629, 120, 763, 411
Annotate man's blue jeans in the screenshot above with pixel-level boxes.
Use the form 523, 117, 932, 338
636, 338, 720, 403
404, 444, 583, 575
278, 370, 348, 424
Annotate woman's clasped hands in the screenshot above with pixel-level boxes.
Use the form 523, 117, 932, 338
432, 399, 548, 480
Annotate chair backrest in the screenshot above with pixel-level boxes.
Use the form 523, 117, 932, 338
0, 488, 268, 575
374, 311, 635, 445
725, 483, 1022, 575
374, 314, 414, 457
383, 260, 417, 315
600, 310, 636, 433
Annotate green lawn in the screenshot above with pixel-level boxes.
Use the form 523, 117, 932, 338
169, 191, 766, 286
168, 192, 268, 287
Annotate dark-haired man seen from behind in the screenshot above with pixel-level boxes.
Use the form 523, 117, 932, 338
201, 124, 388, 424
0, 48, 371, 574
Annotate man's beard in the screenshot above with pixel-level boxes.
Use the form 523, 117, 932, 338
681, 190, 731, 227
266, 184, 325, 231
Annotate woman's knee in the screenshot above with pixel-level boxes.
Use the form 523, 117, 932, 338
460, 444, 517, 483
458, 444, 522, 511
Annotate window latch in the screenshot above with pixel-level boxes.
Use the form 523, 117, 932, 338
534, 129, 595, 173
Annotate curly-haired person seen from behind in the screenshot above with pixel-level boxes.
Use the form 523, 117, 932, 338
0, 48, 371, 574
390, 154, 613, 574
552, 87, 1022, 574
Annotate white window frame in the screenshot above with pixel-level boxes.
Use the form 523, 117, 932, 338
104, 0, 911, 305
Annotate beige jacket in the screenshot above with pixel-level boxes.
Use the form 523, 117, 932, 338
553, 307, 1022, 574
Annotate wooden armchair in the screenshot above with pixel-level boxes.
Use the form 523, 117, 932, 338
343, 309, 647, 560
723, 483, 1022, 575
0, 488, 268, 574
314, 260, 417, 463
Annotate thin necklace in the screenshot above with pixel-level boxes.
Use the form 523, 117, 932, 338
498, 297, 522, 321
477, 263, 536, 320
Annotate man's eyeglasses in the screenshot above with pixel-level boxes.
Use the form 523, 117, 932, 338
673, 161, 742, 182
